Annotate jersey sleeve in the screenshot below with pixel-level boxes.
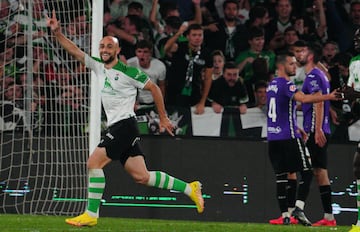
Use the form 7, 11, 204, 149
125, 66, 150, 89
84, 54, 102, 75
284, 81, 298, 99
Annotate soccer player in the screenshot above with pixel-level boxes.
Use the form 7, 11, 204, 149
345, 28, 360, 232
267, 51, 340, 225
45, 10, 204, 227
301, 42, 336, 226
343, 86, 360, 232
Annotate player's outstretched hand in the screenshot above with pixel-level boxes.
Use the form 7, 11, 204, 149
159, 117, 175, 136
45, 10, 60, 33
341, 85, 360, 101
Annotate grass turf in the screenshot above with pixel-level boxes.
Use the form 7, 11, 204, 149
0, 214, 352, 232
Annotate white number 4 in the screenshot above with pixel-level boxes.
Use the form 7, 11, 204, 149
268, 97, 277, 122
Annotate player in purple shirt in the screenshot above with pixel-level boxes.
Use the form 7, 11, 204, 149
301, 42, 336, 226
302, 68, 331, 135
267, 51, 340, 225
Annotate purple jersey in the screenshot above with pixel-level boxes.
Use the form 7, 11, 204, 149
301, 68, 331, 134
267, 77, 301, 141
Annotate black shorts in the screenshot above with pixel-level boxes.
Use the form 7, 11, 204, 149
268, 138, 312, 174
306, 133, 330, 169
98, 117, 145, 165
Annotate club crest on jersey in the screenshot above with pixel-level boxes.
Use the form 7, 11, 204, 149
289, 84, 296, 92
115, 74, 119, 80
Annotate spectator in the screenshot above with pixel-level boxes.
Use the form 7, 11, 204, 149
214, 0, 250, 23
1, 82, 27, 131
245, 4, 270, 30
151, 0, 202, 58
106, 14, 146, 59
65, 13, 91, 53
249, 80, 268, 113
208, 61, 248, 114
164, 23, 213, 114
325, 0, 360, 52
274, 26, 299, 54
211, 50, 225, 80
127, 1, 154, 43
156, 16, 185, 59
12, 0, 47, 46
204, 0, 248, 61
149, 0, 202, 44
0, 44, 23, 77
127, 40, 166, 108
103, 0, 153, 24
235, 26, 275, 105
159, 0, 199, 21
266, 0, 294, 51
321, 40, 339, 70
300, 0, 327, 43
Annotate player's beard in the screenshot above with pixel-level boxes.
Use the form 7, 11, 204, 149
102, 54, 115, 64
286, 70, 296, 76
297, 59, 306, 66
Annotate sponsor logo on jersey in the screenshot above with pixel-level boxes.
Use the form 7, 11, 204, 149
268, 126, 282, 134
267, 84, 278, 93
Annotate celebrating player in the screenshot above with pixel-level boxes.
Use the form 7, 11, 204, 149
45, 10, 204, 227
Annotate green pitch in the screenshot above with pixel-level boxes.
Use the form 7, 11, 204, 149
0, 214, 352, 232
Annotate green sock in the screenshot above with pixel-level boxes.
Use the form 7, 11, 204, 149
147, 171, 191, 195
86, 169, 105, 218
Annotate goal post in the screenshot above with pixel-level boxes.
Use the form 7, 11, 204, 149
0, 0, 103, 215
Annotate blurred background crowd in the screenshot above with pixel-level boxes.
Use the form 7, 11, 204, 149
1, 0, 360, 141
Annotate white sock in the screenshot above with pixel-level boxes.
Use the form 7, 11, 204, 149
295, 200, 305, 210
324, 213, 334, 221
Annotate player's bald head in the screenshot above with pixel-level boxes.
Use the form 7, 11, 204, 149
100, 36, 120, 47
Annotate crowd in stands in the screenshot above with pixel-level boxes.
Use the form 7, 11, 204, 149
1, 0, 360, 140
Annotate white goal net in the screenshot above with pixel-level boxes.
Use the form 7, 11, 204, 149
0, 0, 98, 215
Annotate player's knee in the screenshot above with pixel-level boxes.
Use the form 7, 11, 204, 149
132, 172, 150, 185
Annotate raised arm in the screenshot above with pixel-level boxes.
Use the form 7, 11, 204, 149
190, 0, 202, 25
45, 10, 85, 64
149, 0, 160, 31
164, 23, 188, 57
